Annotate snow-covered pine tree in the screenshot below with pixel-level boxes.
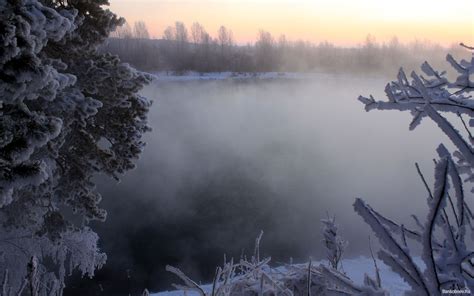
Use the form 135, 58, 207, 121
0, 0, 152, 294
348, 46, 474, 295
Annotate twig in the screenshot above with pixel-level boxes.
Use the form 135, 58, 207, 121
460, 43, 474, 51
458, 112, 473, 140
307, 259, 312, 296
254, 231, 264, 264
415, 162, 433, 199
166, 265, 206, 296
368, 236, 382, 288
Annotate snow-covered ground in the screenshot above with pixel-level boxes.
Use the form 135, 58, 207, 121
152, 256, 421, 296
151, 71, 352, 82
152, 71, 298, 81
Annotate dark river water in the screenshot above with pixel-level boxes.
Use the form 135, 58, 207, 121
68, 74, 449, 295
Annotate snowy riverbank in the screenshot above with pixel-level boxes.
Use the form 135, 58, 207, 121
152, 256, 421, 295
150, 71, 383, 82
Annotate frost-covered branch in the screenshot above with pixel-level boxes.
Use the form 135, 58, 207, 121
321, 214, 347, 271
165, 265, 207, 296
355, 46, 474, 295
359, 49, 474, 190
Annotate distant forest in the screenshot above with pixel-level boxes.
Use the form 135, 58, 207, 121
102, 21, 467, 74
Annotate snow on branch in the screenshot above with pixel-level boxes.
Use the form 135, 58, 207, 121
165, 231, 392, 295
0, 0, 151, 294
321, 214, 347, 271
355, 45, 474, 295
359, 46, 474, 190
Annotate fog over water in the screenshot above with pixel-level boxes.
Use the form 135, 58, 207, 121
77, 74, 451, 294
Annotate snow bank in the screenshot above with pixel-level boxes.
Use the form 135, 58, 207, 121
150, 71, 377, 82
152, 256, 422, 296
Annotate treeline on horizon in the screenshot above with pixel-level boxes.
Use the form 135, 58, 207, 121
101, 20, 468, 74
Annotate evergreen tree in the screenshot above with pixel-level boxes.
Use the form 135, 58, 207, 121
0, 0, 152, 294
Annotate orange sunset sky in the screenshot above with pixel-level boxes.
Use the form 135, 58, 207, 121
109, 0, 473, 47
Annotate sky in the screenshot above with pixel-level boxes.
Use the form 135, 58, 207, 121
108, 0, 474, 46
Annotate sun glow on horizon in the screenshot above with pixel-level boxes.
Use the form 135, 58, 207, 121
109, 0, 474, 46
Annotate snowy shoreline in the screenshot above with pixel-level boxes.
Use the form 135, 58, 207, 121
150, 71, 384, 82
152, 256, 422, 295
